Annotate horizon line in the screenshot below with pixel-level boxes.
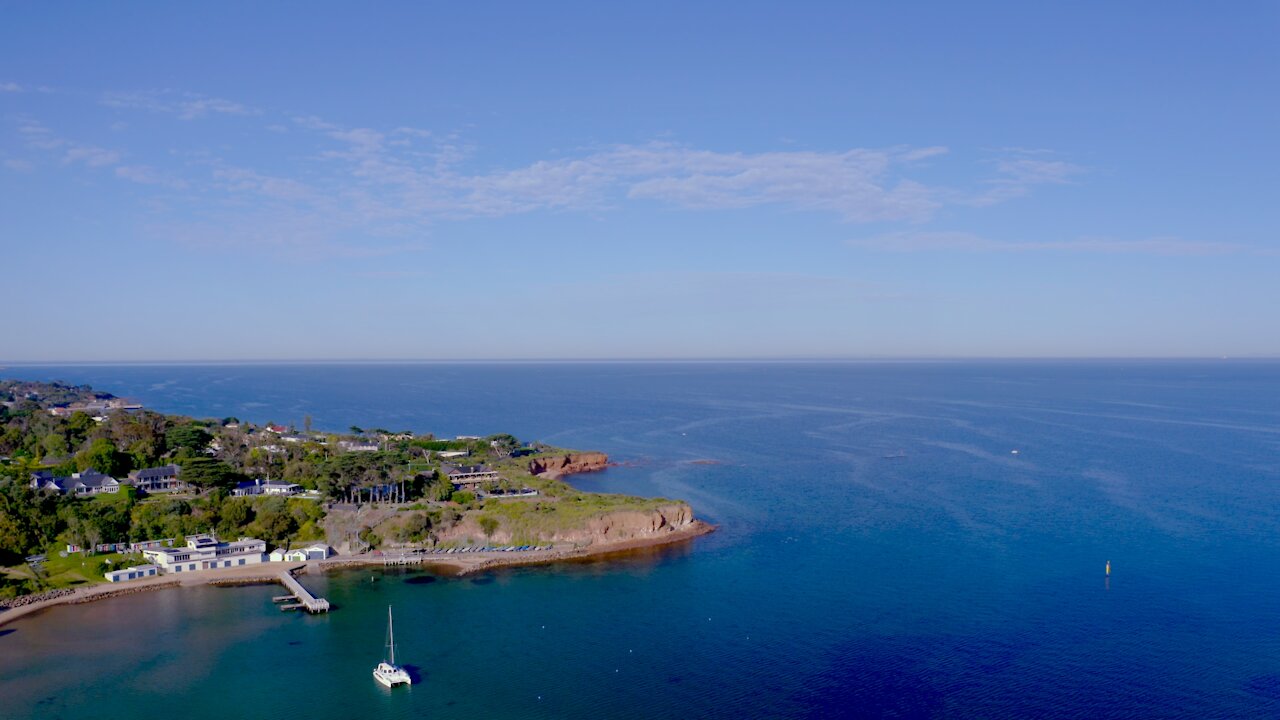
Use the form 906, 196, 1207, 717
1, 355, 1272, 368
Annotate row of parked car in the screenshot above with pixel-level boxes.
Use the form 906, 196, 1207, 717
426, 545, 549, 554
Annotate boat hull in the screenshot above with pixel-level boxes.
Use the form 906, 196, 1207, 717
374, 663, 412, 687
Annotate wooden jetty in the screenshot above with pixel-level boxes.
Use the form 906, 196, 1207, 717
383, 551, 424, 566
276, 570, 330, 613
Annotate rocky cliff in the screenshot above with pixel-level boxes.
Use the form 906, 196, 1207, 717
528, 451, 610, 478
435, 502, 696, 548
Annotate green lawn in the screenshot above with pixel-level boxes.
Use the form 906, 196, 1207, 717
6, 551, 146, 590
478, 493, 676, 544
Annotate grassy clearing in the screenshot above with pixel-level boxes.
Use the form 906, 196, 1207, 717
464, 453, 678, 542
479, 493, 674, 542
5, 551, 146, 591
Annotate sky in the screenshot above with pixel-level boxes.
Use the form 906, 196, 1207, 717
2, 2, 1278, 361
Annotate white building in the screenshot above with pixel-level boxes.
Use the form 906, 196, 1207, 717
269, 543, 331, 562
232, 479, 303, 497
143, 534, 267, 573
104, 564, 160, 583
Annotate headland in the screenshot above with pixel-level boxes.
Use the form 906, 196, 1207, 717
0, 379, 714, 624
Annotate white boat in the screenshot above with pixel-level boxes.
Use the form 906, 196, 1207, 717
373, 605, 412, 688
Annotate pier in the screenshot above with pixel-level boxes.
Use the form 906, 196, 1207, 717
276, 571, 330, 613
383, 550, 425, 566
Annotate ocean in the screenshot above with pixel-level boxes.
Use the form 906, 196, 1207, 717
2, 361, 1279, 719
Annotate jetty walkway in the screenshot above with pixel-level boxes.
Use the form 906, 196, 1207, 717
273, 571, 330, 613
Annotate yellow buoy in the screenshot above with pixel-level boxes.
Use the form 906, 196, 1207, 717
1105, 560, 1111, 576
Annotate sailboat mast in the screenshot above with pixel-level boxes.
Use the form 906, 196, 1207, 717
387, 605, 396, 665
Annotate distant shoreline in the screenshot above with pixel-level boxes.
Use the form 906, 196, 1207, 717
6, 357, 1269, 367
0, 522, 715, 629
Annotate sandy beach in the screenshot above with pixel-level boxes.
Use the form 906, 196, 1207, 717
0, 521, 715, 628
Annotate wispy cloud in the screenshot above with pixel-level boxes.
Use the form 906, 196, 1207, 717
971, 149, 1085, 206
102, 90, 260, 120
18, 120, 121, 167
2, 82, 54, 94
6, 90, 1091, 258
211, 165, 316, 202
63, 145, 121, 167
849, 231, 1252, 256
115, 164, 186, 188
303, 121, 950, 222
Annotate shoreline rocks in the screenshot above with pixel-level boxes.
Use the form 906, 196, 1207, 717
528, 451, 610, 478
67, 581, 179, 604
0, 587, 77, 609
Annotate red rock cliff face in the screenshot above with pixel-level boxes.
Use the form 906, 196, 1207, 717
573, 503, 695, 544
528, 451, 609, 478
434, 502, 697, 547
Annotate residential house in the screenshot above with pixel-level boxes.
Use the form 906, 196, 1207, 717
29, 470, 62, 493
232, 478, 303, 497
338, 439, 380, 452
127, 464, 189, 493
66, 471, 121, 495
443, 464, 502, 489
29, 470, 120, 496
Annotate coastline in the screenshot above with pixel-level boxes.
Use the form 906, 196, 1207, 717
0, 562, 306, 628
0, 522, 715, 628
322, 519, 717, 576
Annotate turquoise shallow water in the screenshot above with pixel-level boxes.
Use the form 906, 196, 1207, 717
2, 361, 1280, 719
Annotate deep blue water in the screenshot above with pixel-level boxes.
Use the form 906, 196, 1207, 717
2, 361, 1280, 719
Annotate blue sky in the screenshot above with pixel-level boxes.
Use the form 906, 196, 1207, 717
2, 2, 1277, 360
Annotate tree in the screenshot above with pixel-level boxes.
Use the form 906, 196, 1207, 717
41, 433, 69, 459
131, 499, 193, 542
0, 484, 51, 564
177, 457, 243, 491
478, 515, 499, 538
101, 411, 167, 465
255, 504, 298, 545
65, 412, 96, 445
304, 415, 313, 434
219, 499, 254, 535
166, 424, 212, 454
76, 438, 130, 476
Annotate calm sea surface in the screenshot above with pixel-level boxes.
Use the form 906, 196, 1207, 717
2, 361, 1279, 719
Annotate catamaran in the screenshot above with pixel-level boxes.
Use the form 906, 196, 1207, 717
373, 605, 412, 688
